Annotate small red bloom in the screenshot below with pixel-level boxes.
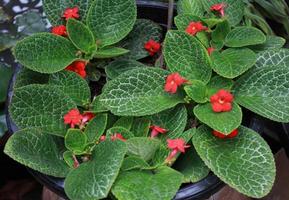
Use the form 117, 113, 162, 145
66, 61, 87, 78
166, 138, 190, 162
150, 125, 168, 138
63, 109, 83, 128
144, 39, 161, 56
100, 135, 106, 142
207, 47, 215, 56
82, 112, 95, 124
111, 133, 126, 142
164, 73, 188, 94
185, 21, 208, 36
210, 3, 226, 17
63, 7, 79, 20
51, 25, 67, 36
210, 89, 234, 112
212, 129, 238, 139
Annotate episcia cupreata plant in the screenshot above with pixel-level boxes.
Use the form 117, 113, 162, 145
4, 0, 289, 199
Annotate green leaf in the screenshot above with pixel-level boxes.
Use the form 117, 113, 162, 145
212, 20, 231, 43
14, 68, 49, 89
4, 128, 69, 177
105, 59, 146, 79
173, 147, 210, 183
249, 36, 285, 52
174, 14, 210, 47
84, 113, 107, 143
117, 19, 162, 60
201, 0, 245, 26
64, 140, 127, 200
164, 31, 212, 83
194, 102, 242, 134
131, 118, 151, 137
225, 27, 266, 47
0, 112, 7, 137
94, 47, 129, 58
254, 48, 289, 69
206, 75, 233, 97
233, 65, 289, 122
67, 18, 96, 54
100, 67, 185, 116
0, 63, 13, 102
14, 33, 78, 74
126, 137, 160, 161
193, 125, 276, 198
63, 151, 75, 168
86, 0, 137, 47
149, 105, 187, 140
91, 95, 108, 113
65, 129, 87, 154
112, 166, 183, 200
49, 70, 91, 106
184, 81, 207, 103
106, 127, 134, 139
43, 0, 93, 25
202, 18, 225, 28
113, 117, 134, 130
9, 84, 76, 136
177, 0, 204, 17
211, 48, 257, 78
121, 156, 150, 171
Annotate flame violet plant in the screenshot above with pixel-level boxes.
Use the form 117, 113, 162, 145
4, 0, 289, 199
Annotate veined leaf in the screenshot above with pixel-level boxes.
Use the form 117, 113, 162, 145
14, 68, 49, 89
249, 36, 285, 52
65, 129, 87, 155
206, 75, 234, 97
177, 0, 204, 17
184, 80, 207, 103
254, 48, 289, 69
192, 125, 275, 198
84, 113, 107, 142
100, 68, 185, 116
94, 47, 129, 58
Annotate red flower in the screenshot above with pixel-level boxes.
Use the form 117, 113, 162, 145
213, 129, 238, 139
144, 39, 161, 56
185, 21, 208, 36
210, 89, 234, 112
150, 125, 168, 138
210, 3, 226, 17
164, 73, 188, 94
64, 109, 83, 128
166, 138, 190, 162
82, 112, 95, 124
111, 133, 126, 142
63, 7, 79, 20
100, 135, 106, 142
51, 25, 67, 36
207, 47, 215, 56
66, 61, 87, 78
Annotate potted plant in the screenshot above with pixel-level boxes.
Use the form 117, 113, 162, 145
3, 0, 289, 199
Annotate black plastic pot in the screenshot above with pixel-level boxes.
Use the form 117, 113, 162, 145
3, 1, 285, 200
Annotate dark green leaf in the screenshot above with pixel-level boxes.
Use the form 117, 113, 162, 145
206, 75, 233, 97
100, 68, 185, 116
121, 156, 150, 171
131, 118, 151, 137
177, 0, 204, 17
64, 140, 127, 200
194, 102, 242, 134
94, 47, 129, 58
254, 48, 289, 69
0, 63, 13, 102
184, 81, 207, 103
4, 128, 69, 177
86, 0, 137, 47
14, 33, 79, 73
249, 36, 285, 52
106, 126, 134, 139
14, 68, 49, 89
84, 113, 107, 143
65, 129, 87, 154
164, 31, 212, 83
91, 95, 108, 113
63, 151, 75, 168
113, 117, 134, 130
193, 125, 275, 198
212, 20, 231, 42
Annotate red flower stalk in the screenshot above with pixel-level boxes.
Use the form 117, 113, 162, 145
82, 112, 95, 124
63, 7, 79, 20
210, 3, 226, 17
164, 73, 188, 94
72, 155, 79, 168
185, 21, 208, 36
144, 39, 161, 56
166, 138, 190, 162
63, 109, 83, 128
111, 133, 126, 142
210, 89, 234, 112
51, 25, 67, 36
66, 61, 87, 78
150, 125, 168, 138
212, 129, 238, 139
207, 47, 215, 56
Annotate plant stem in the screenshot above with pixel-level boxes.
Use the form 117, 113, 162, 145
167, 0, 174, 30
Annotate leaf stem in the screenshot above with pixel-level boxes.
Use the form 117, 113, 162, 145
167, 0, 175, 31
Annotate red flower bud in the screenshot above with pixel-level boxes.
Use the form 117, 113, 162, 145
63, 7, 79, 20
164, 73, 188, 94
150, 125, 168, 138
51, 25, 67, 36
